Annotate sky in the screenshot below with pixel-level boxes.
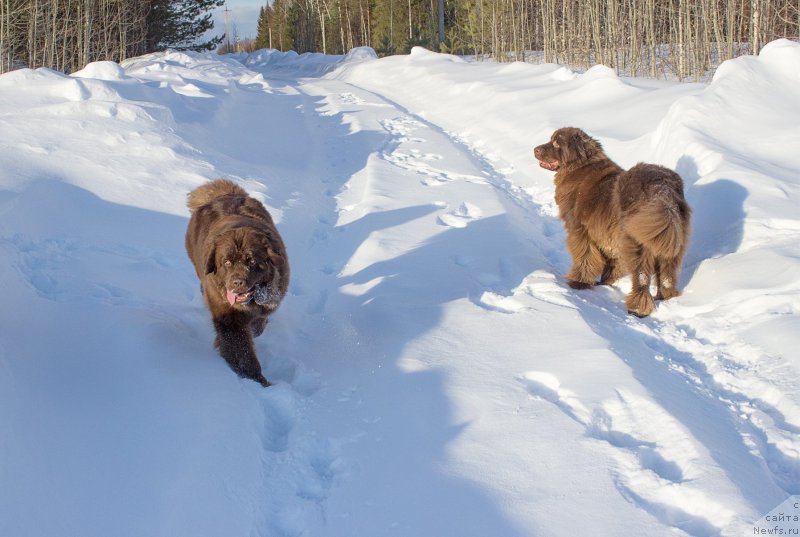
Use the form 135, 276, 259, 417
210, 0, 262, 42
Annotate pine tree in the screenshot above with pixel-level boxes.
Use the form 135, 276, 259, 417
255, 6, 270, 49
287, 0, 320, 53
145, 0, 226, 52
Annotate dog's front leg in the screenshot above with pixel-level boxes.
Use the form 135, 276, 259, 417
213, 315, 270, 387
564, 225, 605, 288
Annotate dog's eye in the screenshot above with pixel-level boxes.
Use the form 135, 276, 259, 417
224, 260, 232, 267
553, 139, 560, 149
248, 257, 256, 265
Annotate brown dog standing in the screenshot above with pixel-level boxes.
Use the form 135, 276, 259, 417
186, 179, 289, 385
534, 127, 691, 317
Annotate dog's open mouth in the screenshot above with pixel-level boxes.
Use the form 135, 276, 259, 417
538, 159, 560, 171
226, 288, 253, 305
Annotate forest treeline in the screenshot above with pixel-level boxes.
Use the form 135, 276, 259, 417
255, 0, 800, 80
1, 0, 224, 73
3, 0, 798, 79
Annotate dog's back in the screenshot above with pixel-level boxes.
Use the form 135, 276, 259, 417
187, 179, 247, 212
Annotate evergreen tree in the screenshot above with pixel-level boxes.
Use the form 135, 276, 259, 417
287, 0, 320, 53
255, 6, 270, 49
145, 0, 226, 52
254, 0, 295, 52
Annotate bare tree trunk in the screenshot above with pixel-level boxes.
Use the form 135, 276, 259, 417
0, 0, 5, 72
84, 0, 93, 67
315, 0, 328, 53
437, 0, 444, 45
539, 0, 549, 62
645, 0, 655, 76
360, 0, 367, 46
408, 0, 412, 40
752, 0, 761, 52
711, 0, 725, 64
607, 0, 617, 72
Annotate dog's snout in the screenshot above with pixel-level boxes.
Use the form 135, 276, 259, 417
230, 277, 246, 289
534, 146, 544, 158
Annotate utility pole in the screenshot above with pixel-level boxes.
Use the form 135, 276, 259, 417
224, 4, 231, 51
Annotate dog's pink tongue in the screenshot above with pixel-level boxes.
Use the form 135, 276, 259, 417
226, 290, 237, 306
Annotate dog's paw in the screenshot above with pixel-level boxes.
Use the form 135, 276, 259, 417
626, 290, 655, 317
258, 375, 272, 388
599, 267, 624, 286
655, 287, 681, 301
567, 279, 593, 290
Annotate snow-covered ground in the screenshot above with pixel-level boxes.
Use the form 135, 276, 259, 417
0, 40, 798, 537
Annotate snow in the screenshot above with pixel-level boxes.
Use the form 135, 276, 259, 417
1, 41, 799, 536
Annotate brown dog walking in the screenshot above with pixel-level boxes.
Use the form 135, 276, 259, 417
534, 127, 691, 317
186, 179, 290, 385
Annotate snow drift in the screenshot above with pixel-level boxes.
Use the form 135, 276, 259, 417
1, 42, 798, 536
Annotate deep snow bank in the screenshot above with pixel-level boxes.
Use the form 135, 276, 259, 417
327, 39, 800, 500
242, 46, 376, 78
1, 41, 799, 537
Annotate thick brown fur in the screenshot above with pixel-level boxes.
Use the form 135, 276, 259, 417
534, 127, 691, 317
186, 179, 289, 385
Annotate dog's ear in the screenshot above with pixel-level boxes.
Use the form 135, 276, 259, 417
267, 248, 285, 267
557, 131, 576, 164
569, 130, 598, 163
204, 246, 217, 275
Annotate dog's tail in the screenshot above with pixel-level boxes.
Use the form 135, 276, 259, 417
627, 197, 691, 260
187, 179, 248, 212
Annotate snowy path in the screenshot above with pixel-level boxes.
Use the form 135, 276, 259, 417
230, 62, 783, 535
1, 46, 799, 537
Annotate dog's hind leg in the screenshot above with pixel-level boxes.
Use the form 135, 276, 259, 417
655, 256, 682, 301
598, 252, 625, 285
622, 239, 656, 317
565, 226, 606, 289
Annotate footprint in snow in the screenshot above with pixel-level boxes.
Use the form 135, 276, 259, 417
257, 384, 298, 452
437, 202, 482, 228
472, 270, 573, 314
337, 92, 390, 108
474, 291, 526, 314
337, 92, 365, 105
515, 271, 576, 309
520, 371, 589, 422
380, 116, 424, 138
519, 376, 736, 534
